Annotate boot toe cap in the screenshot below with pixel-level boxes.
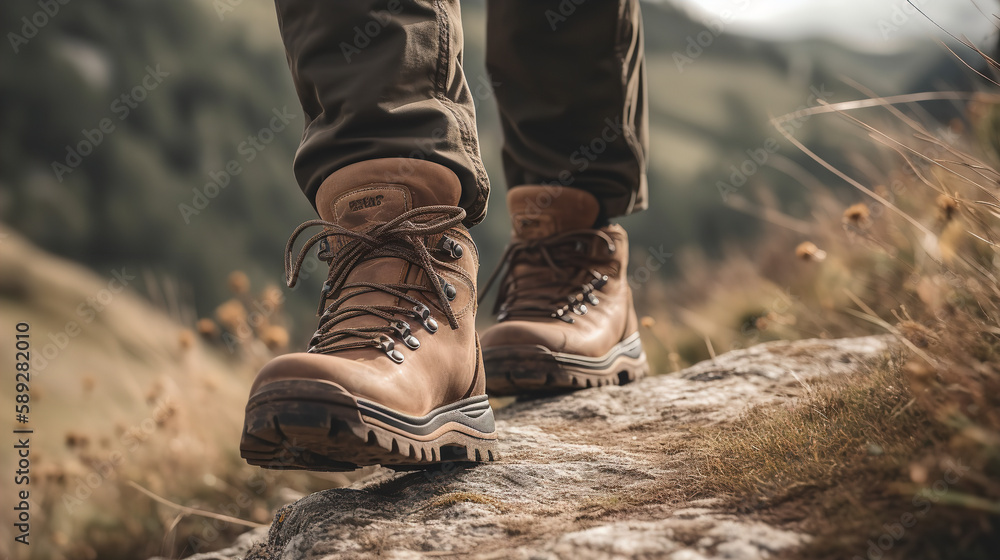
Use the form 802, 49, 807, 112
247, 351, 456, 417
480, 320, 568, 352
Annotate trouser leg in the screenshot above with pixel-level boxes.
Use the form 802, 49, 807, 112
486, 0, 648, 220
274, 0, 490, 226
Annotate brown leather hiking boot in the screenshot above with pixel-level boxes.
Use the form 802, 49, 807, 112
480, 186, 649, 396
240, 159, 498, 471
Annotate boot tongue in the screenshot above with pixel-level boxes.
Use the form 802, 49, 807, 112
316, 159, 462, 229
502, 187, 601, 315
309, 159, 463, 346
507, 186, 600, 240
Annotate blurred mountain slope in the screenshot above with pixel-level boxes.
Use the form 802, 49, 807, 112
0, 0, 978, 338
0, 225, 353, 560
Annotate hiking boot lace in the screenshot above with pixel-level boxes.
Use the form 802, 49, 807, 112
284, 206, 467, 362
479, 229, 615, 324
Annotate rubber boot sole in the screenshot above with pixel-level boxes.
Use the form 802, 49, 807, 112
240, 379, 499, 471
484, 332, 649, 396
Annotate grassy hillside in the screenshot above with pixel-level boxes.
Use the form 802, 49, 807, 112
0, 227, 369, 560
0, 0, 977, 345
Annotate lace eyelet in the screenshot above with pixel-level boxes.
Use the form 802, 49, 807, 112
437, 236, 464, 259
443, 281, 457, 301
391, 321, 420, 350
378, 336, 405, 363
413, 304, 439, 333
551, 307, 575, 324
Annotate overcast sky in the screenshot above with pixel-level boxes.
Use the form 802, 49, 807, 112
667, 0, 997, 51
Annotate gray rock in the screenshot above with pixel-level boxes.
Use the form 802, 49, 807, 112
187, 336, 891, 560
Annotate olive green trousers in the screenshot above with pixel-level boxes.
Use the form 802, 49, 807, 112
274, 0, 648, 226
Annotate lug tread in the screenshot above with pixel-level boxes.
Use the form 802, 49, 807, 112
240, 387, 499, 472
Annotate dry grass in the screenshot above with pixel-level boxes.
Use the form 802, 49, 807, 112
693, 355, 936, 509
653, 48, 1000, 559
683, 346, 1000, 558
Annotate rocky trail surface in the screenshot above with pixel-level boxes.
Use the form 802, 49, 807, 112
171, 336, 891, 560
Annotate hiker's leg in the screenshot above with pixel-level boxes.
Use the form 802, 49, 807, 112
479, 0, 650, 396
275, 0, 489, 226
485, 0, 648, 221
241, 0, 497, 472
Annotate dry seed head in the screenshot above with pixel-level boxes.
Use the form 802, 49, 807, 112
936, 194, 958, 223
40, 464, 67, 485
215, 299, 248, 331
196, 317, 219, 338
795, 241, 827, 262
898, 321, 939, 349
948, 118, 964, 135
261, 284, 285, 310
908, 462, 929, 484
202, 375, 219, 392
228, 270, 251, 295
145, 381, 163, 405
178, 329, 195, 350
843, 203, 871, 227
65, 431, 89, 449
155, 400, 178, 427
260, 325, 290, 352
